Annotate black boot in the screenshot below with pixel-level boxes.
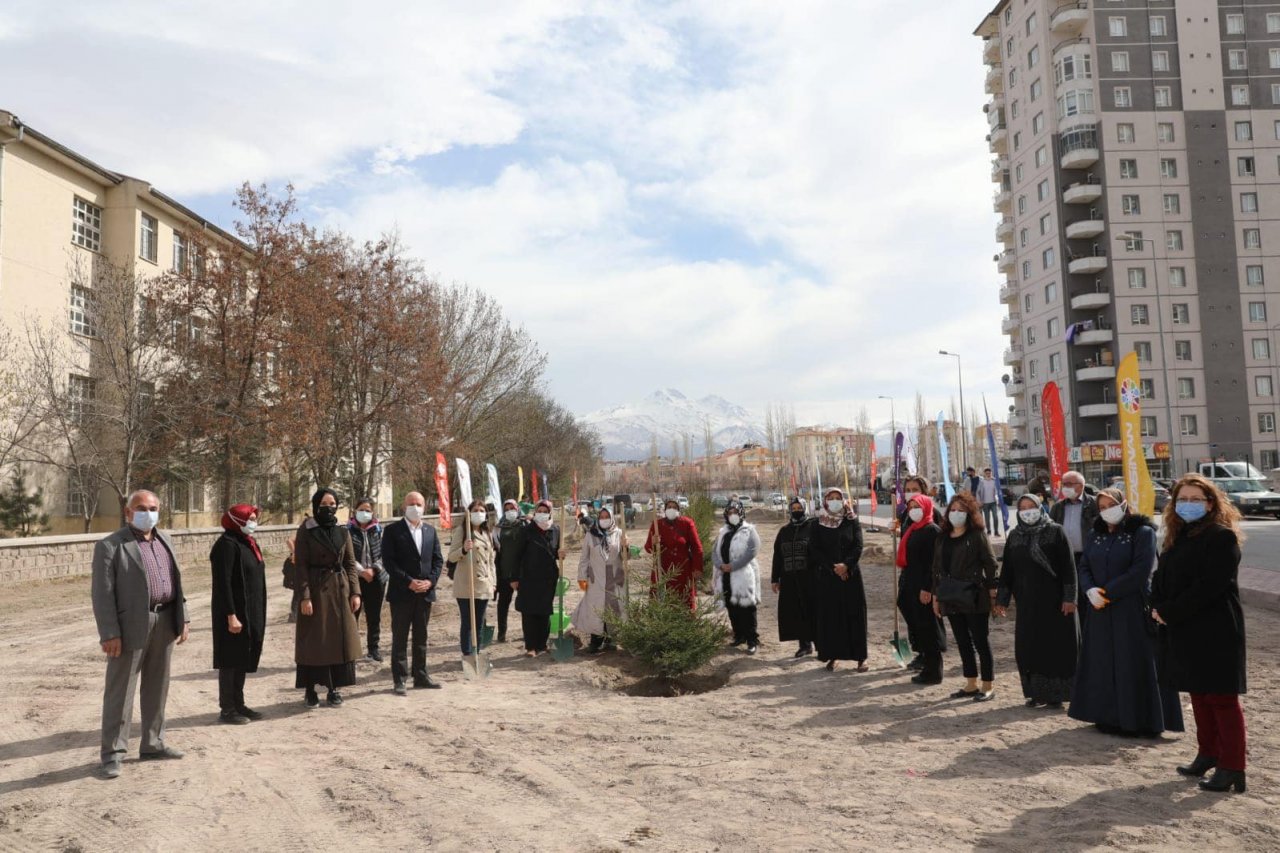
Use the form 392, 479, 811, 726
1177, 755, 1217, 777
304, 687, 320, 709
1198, 769, 1246, 793
587, 635, 604, 654
907, 654, 923, 671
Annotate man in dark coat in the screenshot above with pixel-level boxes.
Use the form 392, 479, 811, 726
771, 498, 817, 657
382, 491, 444, 694
1049, 470, 1098, 616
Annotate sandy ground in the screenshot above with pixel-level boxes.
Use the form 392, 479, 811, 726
0, 519, 1277, 852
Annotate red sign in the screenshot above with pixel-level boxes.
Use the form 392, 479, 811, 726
1041, 382, 1070, 499
531, 468, 540, 503
869, 440, 879, 514
434, 452, 452, 529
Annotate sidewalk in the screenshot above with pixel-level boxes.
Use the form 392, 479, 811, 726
1240, 567, 1280, 613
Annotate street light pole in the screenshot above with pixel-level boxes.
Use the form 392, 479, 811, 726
939, 351, 968, 472
879, 394, 895, 494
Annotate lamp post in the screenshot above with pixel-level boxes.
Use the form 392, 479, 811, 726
938, 351, 968, 472
1116, 233, 1179, 477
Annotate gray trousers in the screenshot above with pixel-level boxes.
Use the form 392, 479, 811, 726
100, 610, 175, 763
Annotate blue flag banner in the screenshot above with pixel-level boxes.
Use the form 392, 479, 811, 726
936, 411, 951, 504
982, 395, 1010, 528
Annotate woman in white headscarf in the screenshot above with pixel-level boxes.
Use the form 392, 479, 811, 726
573, 505, 626, 653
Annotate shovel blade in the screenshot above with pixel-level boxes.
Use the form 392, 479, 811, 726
551, 637, 575, 662
461, 652, 492, 680
890, 633, 911, 668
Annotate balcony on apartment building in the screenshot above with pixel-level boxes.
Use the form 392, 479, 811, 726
991, 159, 1009, 182
1059, 124, 1099, 170
1063, 176, 1103, 205
1076, 363, 1118, 382
1049, 1, 1089, 37
988, 125, 1008, 153
993, 186, 1012, 212
996, 216, 1014, 242
1004, 373, 1026, 396
1065, 211, 1105, 240
985, 65, 1004, 94
1074, 321, 1114, 345
1007, 445, 1035, 461
999, 281, 1018, 303
1008, 409, 1028, 429
983, 37, 1000, 64
1003, 345, 1024, 365
1070, 284, 1111, 310
1067, 246, 1108, 275
996, 250, 1016, 273
1001, 312, 1021, 334
1078, 402, 1116, 418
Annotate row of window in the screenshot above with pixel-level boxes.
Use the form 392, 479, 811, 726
1116, 220, 1264, 252
1127, 301, 1270, 325
71, 197, 195, 272
1105, 15, 1174, 39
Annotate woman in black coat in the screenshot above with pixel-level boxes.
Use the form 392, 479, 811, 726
897, 493, 942, 685
809, 488, 867, 672
932, 493, 999, 701
771, 497, 817, 657
994, 494, 1079, 708
513, 499, 566, 657
211, 504, 268, 724
1151, 474, 1248, 793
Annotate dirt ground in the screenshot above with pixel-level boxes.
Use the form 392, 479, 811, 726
0, 519, 1276, 852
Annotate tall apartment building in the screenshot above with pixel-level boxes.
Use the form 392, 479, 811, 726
976, 1, 1280, 485
917, 419, 969, 487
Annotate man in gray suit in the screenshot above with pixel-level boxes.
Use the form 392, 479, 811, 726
92, 489, 190, 779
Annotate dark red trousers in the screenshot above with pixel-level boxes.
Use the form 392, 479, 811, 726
1190, 693, 1247, 771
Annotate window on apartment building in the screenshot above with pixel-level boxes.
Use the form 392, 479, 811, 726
1039, 213, 1051, 235
66, 474, 90, 517
1029, 359, 1039, 380
1028, 46, 1040, 69
1109, 17, 1127, 37
1128, 267, 1147, 289
1031, 392, 1040, 414
1235, 121, 1253, 141
1026, 11, 1037, 35
1006, 36, 1014, 57
1177, 377, 1195, 400
1033, 426, 1044, 445
1267, 450, 1280, 470
1175, 340, 1192, 361
1035, 146, 1048, 167
1032, 113, 1045, 134
1042, 247, 1055, 269
1253, 338, 1271, 359
1047, 317, 1061, 338
1159, 158, 1177, 178
1025, 293, 1034, 312
1056, 89, 1094, 119
1049, 351, 1062, 372
1172, 303, 1190, 324
1163, 194, 1180, 215
1016, 164, 1025, 184
1169, 266, 1187, 287
1020, 227, 1029, 247
1112, 52, 1130, 73
1271, 48, 1280, 70
1238, 157, 1255, 176
1044, 282, 1058, 302
1122, 194, 1141, 215
1135, 341, 1152, 362
1275, 120, 1280, 140
139, 214, 158, 263
173, 233, 189, 272
1249, 301, 1267, 322
1231, 85, 1250, 106
1140, 416, 1157, 437
1119, 159, 1138, 179
1167, 230, 1184, 251
1158, 122, 1175, 143
1180, 414, 1198, 436
1155, 87, 1173, 107
1141, 378, 1156, 400
1030, 79, 1043, 101
1014, 131, 1023, 151
1018, 195, 1027, 215
1246, 265, 1264, 286
1244, 228, 1261, 249
1257, 376, 1275, 398
1027, 326, 1038, 345
1261, 413, 1278, 435
1241, 193, 1258, 213
1117, 123, 1135, 144
1268, 13, 1280, 33
1055, 54, 1090, 84
71, 197, 102, 252
1010, 67, 1018, 86
1131, 304, 1150, 325
1153, 51, 1170, 72
1037, 179, 1050, 201
1273, 84, 1280, 105
1228, 49, 1247, 71
1114, 86, 1132, 108
69, 285, 96, 337
1225, 14, 1244, 36
1150, 16, 1167, 37
68, 374, 95, 425
1022, 260, 1032, 280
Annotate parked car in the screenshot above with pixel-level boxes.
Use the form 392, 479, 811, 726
676, 495, 689, 510
738, 495, 754, 509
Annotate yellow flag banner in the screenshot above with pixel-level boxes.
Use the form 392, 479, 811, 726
1115, 352, 1155, 516
517, 465, 526, 501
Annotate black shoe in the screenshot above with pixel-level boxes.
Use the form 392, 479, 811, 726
497, 632, 507, 643
305, 688, 320, 709
951, 688, 980, 699
219, 709, 250, 725
1025, 698, 1044, 708
911, 672, 942, 685
1177, 755, 1218, 777
1198, 769, 1246, 793
907, 655, 923, 671
794, 646, 813, 658
729, 638, 745, 648
393, 682, 407, 696
368, 651, 384, 663
1044, 701, 1063, 709
326, 690, 343, 707
602, 639, 617, 652
414, 677, 442, 690
973, 689, 995, 703
236, 706, 263, 721
138, 746, 184, 761
746, 644, 758, 655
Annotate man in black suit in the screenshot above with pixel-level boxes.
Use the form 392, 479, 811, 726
382, 491, 444, 695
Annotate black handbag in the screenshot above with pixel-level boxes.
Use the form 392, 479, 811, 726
936, 576, 981, 612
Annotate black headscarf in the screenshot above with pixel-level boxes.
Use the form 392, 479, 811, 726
311, 487, 339, 528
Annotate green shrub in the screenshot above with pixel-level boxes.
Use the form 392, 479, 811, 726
609, 569, 729, 679
687, 495, 718, 572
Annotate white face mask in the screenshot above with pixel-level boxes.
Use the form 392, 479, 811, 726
1060, 486, 1078, 500
533, 512, 551, 528
665, 508, 679, 521
241, 520, 258, 535
908, 507, 925, 523
469, 511, 486, 526
1018, 509, 1041, 525
727, 513, 741, 526
403, 504, 423, 522
948, 511, 968, 528
504, 509, 518, 522
598, 517, 613, 530
355, 510, 373, 525
826, 499, 843, 513
1100, 504, 1126, 525
131, 509, 159, 532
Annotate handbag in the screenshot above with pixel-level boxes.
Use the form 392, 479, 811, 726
936, 576, 981, 612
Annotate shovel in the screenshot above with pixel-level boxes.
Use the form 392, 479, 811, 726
888, 530, 911, 667
551, 540, 575, 661
460, 513, 492, 680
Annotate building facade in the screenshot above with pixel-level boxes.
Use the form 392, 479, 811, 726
976, 1, 1280, 483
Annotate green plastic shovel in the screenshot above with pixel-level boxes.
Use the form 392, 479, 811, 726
551, 557, 574, 661
889, 535, 910, 667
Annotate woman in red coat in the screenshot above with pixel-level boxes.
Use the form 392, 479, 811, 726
644, 498, 705, 609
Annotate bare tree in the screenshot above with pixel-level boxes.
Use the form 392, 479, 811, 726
0, 321, 44, 475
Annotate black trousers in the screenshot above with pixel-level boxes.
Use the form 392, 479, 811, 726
521, 612, 551, 652
947, 612, 993, 682
218, 668, 246, 711
727, 602, 759, 646
497, 582, 516, 638
898, 585, 942, 679
358, 576, 387, 654
390, 597, 433, 686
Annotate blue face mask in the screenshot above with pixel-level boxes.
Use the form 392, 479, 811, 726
1175, 501, 1207, 523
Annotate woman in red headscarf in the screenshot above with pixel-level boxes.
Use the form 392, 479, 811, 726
897, 492, 943, 685
211, 504, 268, 724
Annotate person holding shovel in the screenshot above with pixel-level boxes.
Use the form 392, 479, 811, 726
573, 505, 626, 653
809, 488, 868, 672
772, 497, 817, 658
448, 500, 497, 658
644, 498, 704, 609
513, 499, 566, 657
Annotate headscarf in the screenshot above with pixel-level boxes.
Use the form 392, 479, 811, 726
723, 499, 744, 527
534, 499, 553, 514
1015, 493, 1045, 525
222, 503, 263, 563
311, 487, 339, 528
818, 488, 849, 529
788, 498, 807, 525
895, 494, 934, 569
588, 506, 614, 547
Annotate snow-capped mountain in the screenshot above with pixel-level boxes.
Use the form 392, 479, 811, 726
581, 388, 767, 461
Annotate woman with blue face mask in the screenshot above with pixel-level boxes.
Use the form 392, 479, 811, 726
1069, 488, 1183, 737
1151, 474, 1248, 794
994, 494, 1079, 708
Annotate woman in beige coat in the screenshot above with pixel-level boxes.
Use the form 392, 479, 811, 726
573, 506, 627, 653
448, 499, 497, 656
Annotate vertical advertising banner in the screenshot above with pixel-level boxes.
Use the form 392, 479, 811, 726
1116, 353, 1156, 515
434, 452, 452, 529
1041, 382, 1070, 499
